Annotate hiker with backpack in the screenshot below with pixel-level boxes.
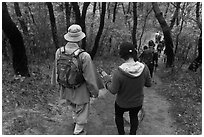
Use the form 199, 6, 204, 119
139, 40, 158, 78
101, 42, 152, 135
51, 24, 100, 135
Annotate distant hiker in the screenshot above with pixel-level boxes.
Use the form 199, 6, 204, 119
51, 24, 101, 135
157, 41, 163, 57
155, 31, 161, 44
139, 40, 158, 78
102, 42, 152, 135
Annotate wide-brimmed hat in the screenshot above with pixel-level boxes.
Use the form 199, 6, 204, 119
64, 24, 86, 42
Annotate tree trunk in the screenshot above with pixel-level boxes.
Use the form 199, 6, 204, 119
71, 2, 81, 25
81, 2, 90, 49
107, 2, 111, 19
71, 2, 90, 50
188, 2, 202, 72
14, 2, 28, 36
175, 3, 186, 55
65, 2, 71, 29
127, 2, 131, 14
25, 3, 36, 26
2, 33, 10, 61
152, 2, 174, 67
89, 2, 97, 50
196, 2, 202, 31
169, 2, 181, 30
2, 2, 30, 77
132, 2, 137, 49
188, 33, 202, 72
93, 2, 97, 16
91, 2, 106, 59
46, 2, 59, 50
113, 2, 117, 23
121, 3, 126, 15
138, 8, 152, 50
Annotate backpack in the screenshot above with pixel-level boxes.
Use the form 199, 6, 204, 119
57, 47, 85, 89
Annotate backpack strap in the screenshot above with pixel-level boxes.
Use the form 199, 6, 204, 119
74, 49, 86, 73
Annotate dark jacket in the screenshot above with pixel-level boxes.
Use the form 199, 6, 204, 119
139, 49, 158, 67
107, 61, 152, 108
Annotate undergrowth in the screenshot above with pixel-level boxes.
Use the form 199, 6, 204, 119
2, 57, 123, 135
156, 62, 202, 135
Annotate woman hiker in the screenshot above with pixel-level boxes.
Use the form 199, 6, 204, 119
102, 42, 152, 135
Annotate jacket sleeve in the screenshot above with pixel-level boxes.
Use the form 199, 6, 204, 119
106, 70, 120, 95
144, 65, 152, 87
81, 52, 99, 97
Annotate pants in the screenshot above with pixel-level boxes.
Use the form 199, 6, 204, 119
147, 64, 154, 78
115, 102, 142, 135
68, 101, 89, 135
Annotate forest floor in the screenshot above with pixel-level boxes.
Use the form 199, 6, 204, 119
2, 56, 202, 135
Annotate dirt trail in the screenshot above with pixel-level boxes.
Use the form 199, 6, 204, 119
49, 68, 176, 135
136, 74, 176, 135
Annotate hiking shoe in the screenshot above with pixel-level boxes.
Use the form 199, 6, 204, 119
73, 130, 87, 135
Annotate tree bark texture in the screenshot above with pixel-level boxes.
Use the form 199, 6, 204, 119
25, 3, 36, 26
132, 2, 137, 49
113, 2, 117, 22
152, 2, 174, 67
2, 2, 30, 77
188, 3, 202, 72
107, 2, 111, 19
196, 2, 202, 31
81, 2, 90, 49
71, 2, 81, 25
14, 2, 28, 36
91, 2, 106, 59
71, 2, 90, 50
65, 2, 71, 30
188, 32, 202, 72
46, 2, 59, 50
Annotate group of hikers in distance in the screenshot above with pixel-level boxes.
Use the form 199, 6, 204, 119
51, 24, 166, 135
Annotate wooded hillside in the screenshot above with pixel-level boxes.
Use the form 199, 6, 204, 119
2, 2, 202, 75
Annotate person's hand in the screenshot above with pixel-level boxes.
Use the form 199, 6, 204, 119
98, 88, 108, 98
90, 98, 96, 104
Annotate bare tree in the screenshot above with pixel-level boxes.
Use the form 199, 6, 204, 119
65, 2, 71, 29
2, 2, 30, 77
14, 2, 28, 36
71, 2, 90, 49
89, 2, 97, 48
91, 2, 106, 59
152, 2, 174, 67
188, 2, 202, 72
46, 2, 59, 50
138, 7, 153, 50
174, 3, 186, 55
132, 2, 137, 49
113, 2, 117, 22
